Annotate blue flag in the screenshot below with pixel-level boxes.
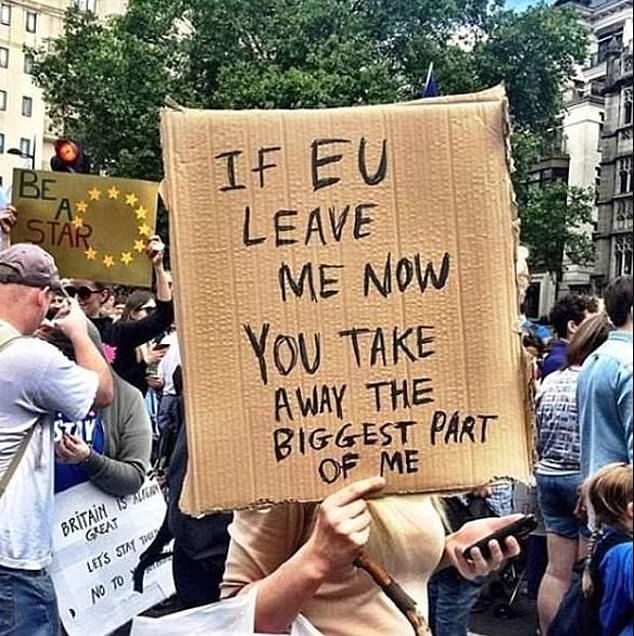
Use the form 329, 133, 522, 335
422, 63, 439, 98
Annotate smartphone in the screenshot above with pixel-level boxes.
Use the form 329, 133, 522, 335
154, 343, 171, 351
462, 514, 538, 561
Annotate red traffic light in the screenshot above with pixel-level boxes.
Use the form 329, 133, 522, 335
55, 139, 79, 165
50, 139, 91, 173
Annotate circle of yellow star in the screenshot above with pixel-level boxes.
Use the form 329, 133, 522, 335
88, 187, 102, 201
79, 184, 154, 274
120, 252, 134, 266
75, 201, 89, 214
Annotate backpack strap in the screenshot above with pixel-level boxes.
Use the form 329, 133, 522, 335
0, 427, 35, 500
0, 332, 37, 500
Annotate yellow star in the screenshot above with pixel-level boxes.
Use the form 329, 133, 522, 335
135, 206, 148, 221
133, 240, 146, 253
71, 216, 84, 229
125, 193, 139, 207
107, 186, 120, 200
88, 187, 102, 201
85, 247, 97, 261
75, 201, 88, 214
103, 255, 115, 269
138, 223, 151, 237
121, 252, 134, 266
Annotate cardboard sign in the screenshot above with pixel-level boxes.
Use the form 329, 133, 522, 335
161, 86, 532, 513
11, 169, 159, 286
50, 479, 174, 636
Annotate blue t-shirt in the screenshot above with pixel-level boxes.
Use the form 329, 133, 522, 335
600, 536, 633, 636
54, 411, 105, 493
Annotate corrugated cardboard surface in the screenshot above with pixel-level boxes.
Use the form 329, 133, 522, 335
161, 86, 532, 514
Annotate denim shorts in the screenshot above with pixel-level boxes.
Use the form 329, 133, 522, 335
0, 565, 59, 636
535, 472, 585, 539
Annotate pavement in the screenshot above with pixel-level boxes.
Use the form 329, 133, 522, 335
469, 593, 538, 636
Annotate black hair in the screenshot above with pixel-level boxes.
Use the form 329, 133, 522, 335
605, 276, 633, 328
122, 290, 153, 321
549, 294, 599, 339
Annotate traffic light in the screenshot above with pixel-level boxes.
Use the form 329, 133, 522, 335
50, 139, 91, 173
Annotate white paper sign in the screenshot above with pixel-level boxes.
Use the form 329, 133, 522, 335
51, 479, 175, 636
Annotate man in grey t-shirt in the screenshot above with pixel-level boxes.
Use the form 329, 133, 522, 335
0, 243, 113, 636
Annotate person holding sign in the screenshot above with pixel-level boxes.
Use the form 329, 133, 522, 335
36, 323, 152, 498
69, 235, 174, 395
222, 478, 523, 635
0, 244, 113, 636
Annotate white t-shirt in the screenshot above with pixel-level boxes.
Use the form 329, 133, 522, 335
0, 321, 98, 570
158, 338, 181, 396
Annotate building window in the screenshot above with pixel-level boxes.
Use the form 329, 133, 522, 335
596, 30, 623, 64
19, 137, 30, 156
618, 158, 632, 194
0, 90, 6, 111
0, 3, 11, 26
25, 11, 36, 33
23, 52, 33, 74
74, 0, 97, 11
614, 200, 634, 230
0, 47, 8, 68
21, 96, 32, 117
622, 88, 633, 126
614, 235, 634, 277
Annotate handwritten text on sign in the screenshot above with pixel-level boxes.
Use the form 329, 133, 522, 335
50, 479, 174, 636
217, 139, 497, 486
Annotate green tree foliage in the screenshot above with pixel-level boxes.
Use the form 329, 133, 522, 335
31, 0, 591, 270
520, 183, 595, 281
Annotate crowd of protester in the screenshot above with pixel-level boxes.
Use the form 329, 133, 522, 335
0, 200, 631, 636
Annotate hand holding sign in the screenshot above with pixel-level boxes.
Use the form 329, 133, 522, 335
302, 476, 385, 576
0, 205, 17, 235
56, 433, 91, 464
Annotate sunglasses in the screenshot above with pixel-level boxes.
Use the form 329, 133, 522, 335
64, 286, 102, 301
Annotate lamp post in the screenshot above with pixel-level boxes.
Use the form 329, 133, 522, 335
7, 136, 37, 169
7, 148, 35, 169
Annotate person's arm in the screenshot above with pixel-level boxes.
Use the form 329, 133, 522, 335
223, 477, 384, 634
56, 299, 114, 408
109, 301, 174, 350
616, 364, 633, 463
86, 379, 151, 495
148, 235, 171, 303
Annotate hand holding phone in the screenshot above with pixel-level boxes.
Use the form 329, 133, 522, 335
462, 514, 537, 561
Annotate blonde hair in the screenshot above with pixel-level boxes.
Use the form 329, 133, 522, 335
582, 463, 633, 597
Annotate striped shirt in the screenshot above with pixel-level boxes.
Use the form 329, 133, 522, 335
535, 366, 581, 474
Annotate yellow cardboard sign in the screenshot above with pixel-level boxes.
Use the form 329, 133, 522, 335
11, 169, 159, 286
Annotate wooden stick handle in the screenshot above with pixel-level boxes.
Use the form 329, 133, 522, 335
355, 550, 431, 636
